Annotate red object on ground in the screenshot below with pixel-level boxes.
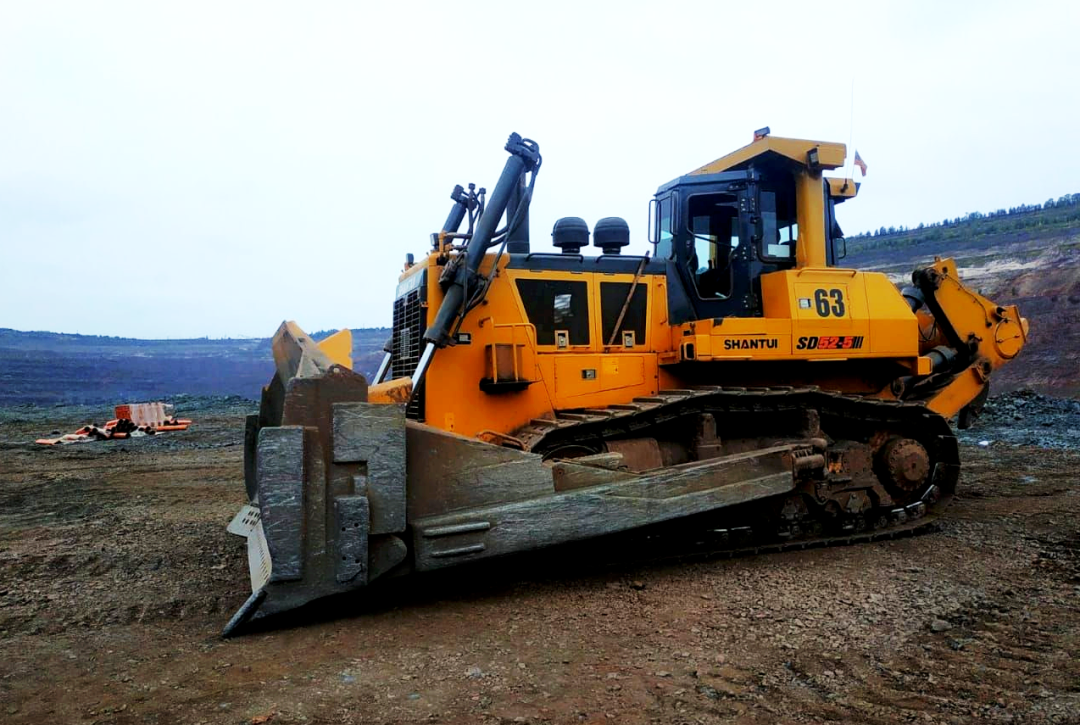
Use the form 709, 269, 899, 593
35, 402, 193, 445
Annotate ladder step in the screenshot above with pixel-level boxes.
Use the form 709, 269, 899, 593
558, 413, 596, 422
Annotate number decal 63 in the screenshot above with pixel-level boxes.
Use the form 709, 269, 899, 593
813, 288, 846, 317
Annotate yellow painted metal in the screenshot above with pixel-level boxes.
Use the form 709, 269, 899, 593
690, 135, 847, 176
795, 171, 827, 268
919, 257, 1027, 360
549, 353, 653, 409
369, 377, 413, 404
396, 260, 425, 285
918, 257, 1028, 417
861, 274, 922, 355
928, 368, 989, 419
315, 328, 354, 370
397, 252, 680, 439
827, 177, 859, 201
484, 321, 538, 385
670, 268, 920, 363
370, 248, 1023, 437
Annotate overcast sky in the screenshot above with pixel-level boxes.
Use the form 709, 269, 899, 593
2, 1, 1076, 338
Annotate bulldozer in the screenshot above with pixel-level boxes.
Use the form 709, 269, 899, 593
224, 130, 1027, 635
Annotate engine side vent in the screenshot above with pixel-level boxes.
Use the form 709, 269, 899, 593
390, 273, 427, 420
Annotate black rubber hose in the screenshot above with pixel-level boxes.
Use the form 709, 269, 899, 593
424, 134, 539, 348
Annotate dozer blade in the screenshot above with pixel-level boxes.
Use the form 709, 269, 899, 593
225, 328, 815, 636
224, 321, 410, 636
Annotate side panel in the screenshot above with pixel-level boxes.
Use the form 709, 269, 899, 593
863, 272, 922, 355
421, 255, 670, 439
691, 317, 794, 359
765, 268, 868, 356
422, 255, 557, 437
548, 353, 653, 409
669, 268, 920, 361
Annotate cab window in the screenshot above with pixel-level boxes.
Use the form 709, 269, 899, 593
686, 193, 739, 299
759, 187, 797, 262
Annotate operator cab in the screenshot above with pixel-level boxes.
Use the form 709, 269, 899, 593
653, 151, 850, 325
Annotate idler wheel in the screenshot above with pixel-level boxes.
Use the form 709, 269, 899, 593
879, 438, 930, 495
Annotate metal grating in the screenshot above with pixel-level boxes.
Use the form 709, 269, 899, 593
390, 275, 427, 420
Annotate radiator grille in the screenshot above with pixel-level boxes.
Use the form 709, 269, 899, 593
391, 275, 426, 420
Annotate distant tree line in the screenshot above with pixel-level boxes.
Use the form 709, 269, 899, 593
845, 193, 1080, 253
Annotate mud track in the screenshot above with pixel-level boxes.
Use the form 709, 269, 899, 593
1, 405, 1077, 724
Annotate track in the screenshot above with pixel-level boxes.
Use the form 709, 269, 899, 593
515, 385, 961, 556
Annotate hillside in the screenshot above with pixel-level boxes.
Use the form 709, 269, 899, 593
843, 196, 1080, 398
0, 327, 388, 406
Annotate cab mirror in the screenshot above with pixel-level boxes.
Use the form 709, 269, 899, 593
648, 198, 658, 244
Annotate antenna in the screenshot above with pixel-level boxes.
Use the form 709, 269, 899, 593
847, 77, 856, 180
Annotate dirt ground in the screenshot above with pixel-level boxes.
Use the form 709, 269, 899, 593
1, 401, 1078, 724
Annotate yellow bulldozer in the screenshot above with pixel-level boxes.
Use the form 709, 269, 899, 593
224, 130, 1027, 634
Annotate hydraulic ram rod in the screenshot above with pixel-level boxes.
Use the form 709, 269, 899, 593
413, 133, 539, 383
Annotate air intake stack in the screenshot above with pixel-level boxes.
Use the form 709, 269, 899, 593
594, 217, 629, 254
552, 217, 590, 254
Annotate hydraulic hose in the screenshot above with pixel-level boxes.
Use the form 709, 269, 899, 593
423, 133, 539, 350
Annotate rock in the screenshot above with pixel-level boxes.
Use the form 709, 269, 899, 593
930, 619, 952, 633
697, 684, 722, 701
465, 666, 483, 679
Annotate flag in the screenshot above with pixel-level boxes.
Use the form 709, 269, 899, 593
854, 150, 868, 177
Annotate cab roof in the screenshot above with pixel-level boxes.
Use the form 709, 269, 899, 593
690, 135, 847, 176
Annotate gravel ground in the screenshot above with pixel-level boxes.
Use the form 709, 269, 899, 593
0, 398, 1077, 724
958, 389, 1080, 450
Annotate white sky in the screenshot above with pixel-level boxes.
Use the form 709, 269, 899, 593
1, 0, 1077, 338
